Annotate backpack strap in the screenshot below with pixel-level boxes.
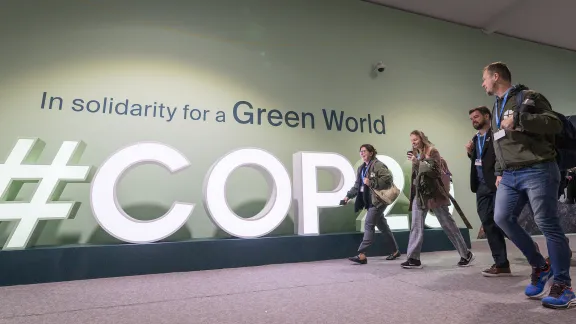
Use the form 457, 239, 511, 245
440, 157, 450, 175
515, 89, 526, 108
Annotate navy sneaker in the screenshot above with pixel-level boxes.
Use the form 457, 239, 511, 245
542, 283, 576, 309
457, 251, 475, 267
525, 261, 552, 299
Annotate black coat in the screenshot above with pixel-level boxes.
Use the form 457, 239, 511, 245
469, 129, 497, 193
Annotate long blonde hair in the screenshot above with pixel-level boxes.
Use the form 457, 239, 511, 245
410, 130, 434, 157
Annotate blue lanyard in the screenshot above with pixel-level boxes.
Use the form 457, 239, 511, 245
477, 133, 486, 157
495, 89, 511, 129
362, 161, 372, 178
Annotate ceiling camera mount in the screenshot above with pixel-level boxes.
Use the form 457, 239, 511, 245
374, 61, 386, 73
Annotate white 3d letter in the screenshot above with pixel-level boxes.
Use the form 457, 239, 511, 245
203, 148, 292, 238
90, 142, 194, 243
292, 152, 356, 235
0, 138, 91, 250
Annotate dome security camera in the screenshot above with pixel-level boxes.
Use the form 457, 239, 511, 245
374, 61, 386, 73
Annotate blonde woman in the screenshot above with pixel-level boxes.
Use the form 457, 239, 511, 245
401, 130, 474, 269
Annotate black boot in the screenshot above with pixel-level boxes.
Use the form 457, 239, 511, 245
348, 255, 367, 264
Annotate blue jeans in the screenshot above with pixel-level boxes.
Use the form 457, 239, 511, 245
494, 161, 571, 286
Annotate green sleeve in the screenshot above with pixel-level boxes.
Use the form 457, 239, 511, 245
369, 162, 393, 190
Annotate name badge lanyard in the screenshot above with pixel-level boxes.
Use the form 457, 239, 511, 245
362, 161, 373, 179
495, 90, 511, 129
477, 133, 486, 158
360, 161, 372, 191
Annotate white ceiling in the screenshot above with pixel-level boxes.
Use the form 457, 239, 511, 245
365, 0, 576, 52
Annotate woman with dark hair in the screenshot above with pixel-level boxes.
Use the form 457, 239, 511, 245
401, 130, 474, 269
344, 144, 401, 264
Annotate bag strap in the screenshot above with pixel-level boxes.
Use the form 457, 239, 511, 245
365, 159, 375, 172
440, 157, 450, 176
435, 178, 473, 229
515, 89, 525, 108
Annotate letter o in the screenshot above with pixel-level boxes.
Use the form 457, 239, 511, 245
203, 148, 292, 238
90, 142, 195, 243
189, 109, 202, 120
86, 100, 100, 113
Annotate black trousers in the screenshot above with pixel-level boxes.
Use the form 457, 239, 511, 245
477, 182, 509, 267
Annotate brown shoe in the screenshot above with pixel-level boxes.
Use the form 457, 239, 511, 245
481, 264, 512, 277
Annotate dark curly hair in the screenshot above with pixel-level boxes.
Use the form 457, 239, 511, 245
360, 144, 378, 160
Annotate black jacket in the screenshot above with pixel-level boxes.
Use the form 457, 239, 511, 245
469, 129, 497, 193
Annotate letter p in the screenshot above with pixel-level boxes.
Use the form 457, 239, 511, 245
292, 152, 356, 235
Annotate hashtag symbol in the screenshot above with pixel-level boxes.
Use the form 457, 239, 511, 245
0, 138, 92, 250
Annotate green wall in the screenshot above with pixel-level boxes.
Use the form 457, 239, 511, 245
1, 0, 575, 248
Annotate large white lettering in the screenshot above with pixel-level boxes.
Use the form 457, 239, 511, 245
90, 142, 195, 243
0, 137, 466, 250
90, 145, 458, 242
0, 139, 92, 249
292, 152, 356, 235
202, 148, 292, 238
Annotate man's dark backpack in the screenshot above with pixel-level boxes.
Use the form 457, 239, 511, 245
516, 91, 576, 170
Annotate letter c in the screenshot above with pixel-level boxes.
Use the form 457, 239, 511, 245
90, 142, 194, 243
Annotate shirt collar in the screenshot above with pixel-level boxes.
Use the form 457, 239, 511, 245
496, 86, 513, 101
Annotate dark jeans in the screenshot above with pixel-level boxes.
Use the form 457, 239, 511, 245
476, 182, 508, 268
494, 162, 571, 286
